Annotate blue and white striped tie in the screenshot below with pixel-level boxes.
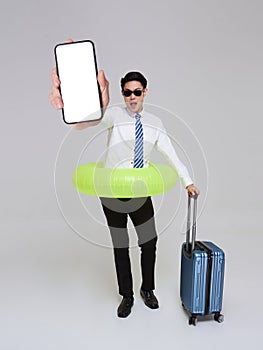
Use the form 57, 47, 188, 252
134, 113, 144, 168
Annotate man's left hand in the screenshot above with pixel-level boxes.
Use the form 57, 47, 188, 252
186, 184, 200, 198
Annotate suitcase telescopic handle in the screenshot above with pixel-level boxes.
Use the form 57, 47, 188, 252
186, 193, 198, 254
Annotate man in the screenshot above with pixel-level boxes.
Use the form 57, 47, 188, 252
49, 67, 200, 318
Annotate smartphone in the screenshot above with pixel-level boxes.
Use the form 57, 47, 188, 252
54, 40, 103, 124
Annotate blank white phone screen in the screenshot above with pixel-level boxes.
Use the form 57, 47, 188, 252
55, 41, 102, 124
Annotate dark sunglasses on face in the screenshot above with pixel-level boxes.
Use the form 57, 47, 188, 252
122, 89, 144, 97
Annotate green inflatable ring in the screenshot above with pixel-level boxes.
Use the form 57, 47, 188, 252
72, 162, 177, 198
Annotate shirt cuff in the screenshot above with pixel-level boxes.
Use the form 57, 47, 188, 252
181, 176, 194, 189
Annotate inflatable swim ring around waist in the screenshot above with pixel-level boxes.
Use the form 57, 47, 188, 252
72, 162, 177, 198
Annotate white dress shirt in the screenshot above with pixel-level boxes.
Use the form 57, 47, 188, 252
101, 106, 193, 188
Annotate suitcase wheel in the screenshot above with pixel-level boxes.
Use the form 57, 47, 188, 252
189, 316, 197, 326
214, 313, 224, 323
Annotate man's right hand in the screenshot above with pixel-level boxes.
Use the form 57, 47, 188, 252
49, 66, 64, 110
97, 69, 110, 111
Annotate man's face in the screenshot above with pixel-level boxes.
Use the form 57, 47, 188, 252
122, 80, 147, 114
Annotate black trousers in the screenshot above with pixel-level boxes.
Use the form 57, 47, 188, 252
100, 197, 158, 297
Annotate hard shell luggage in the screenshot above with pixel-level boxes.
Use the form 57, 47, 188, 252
180, 194, 225, 326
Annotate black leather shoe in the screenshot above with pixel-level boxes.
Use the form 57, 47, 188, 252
117, 297, 134, 318
140, 289, 159, 309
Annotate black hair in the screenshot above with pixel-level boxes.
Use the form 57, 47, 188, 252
120, 71, 147, 90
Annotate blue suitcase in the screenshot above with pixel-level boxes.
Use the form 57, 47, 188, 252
180, 195, 225, 326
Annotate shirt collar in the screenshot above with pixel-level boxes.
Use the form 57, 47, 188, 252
125, 106, 144, 118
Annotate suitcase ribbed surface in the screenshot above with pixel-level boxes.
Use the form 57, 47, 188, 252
180, 243, 207, 315
203, 242, 225, 314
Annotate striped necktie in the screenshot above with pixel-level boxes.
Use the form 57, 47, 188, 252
134, 113, 144, 168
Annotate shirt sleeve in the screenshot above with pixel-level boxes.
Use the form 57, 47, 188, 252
100, 106, 116, 129
155, 123, 194, 188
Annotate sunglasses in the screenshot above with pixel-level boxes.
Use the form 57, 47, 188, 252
122, 89, 144, 97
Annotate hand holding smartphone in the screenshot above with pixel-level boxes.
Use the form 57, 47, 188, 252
54, 40, 103, 124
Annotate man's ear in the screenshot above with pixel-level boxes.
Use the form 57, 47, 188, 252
143, 88, 148, 96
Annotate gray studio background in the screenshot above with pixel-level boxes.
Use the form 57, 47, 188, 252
1, 0, 262, 349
